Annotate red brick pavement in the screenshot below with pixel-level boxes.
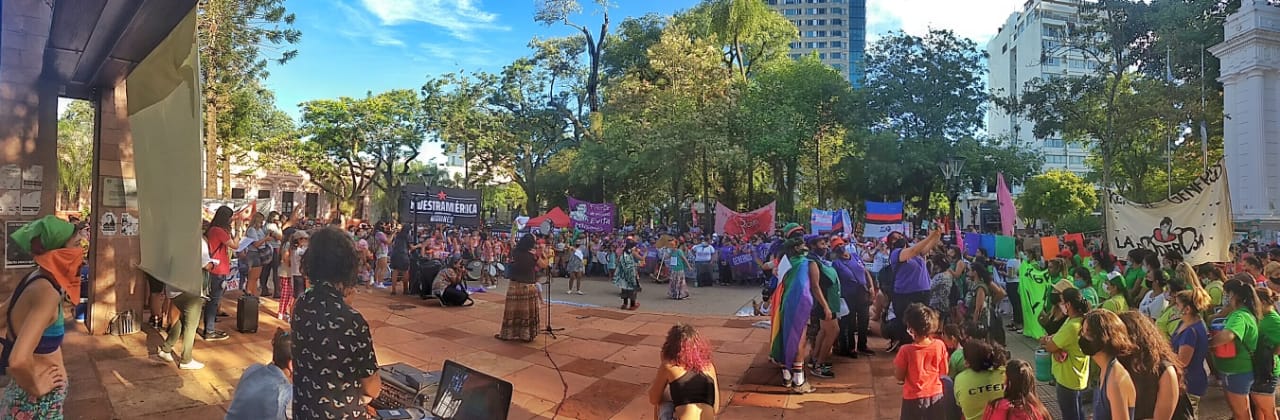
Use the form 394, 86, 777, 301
60, 288, 905, 419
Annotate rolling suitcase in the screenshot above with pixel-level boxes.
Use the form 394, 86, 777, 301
237, 295, 259, 333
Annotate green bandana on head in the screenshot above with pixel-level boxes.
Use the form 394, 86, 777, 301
10, 215, 75, 254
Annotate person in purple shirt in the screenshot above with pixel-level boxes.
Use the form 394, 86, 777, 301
889, 228, 943, 352
830, 235, 876, 358
718, 238, 736, 286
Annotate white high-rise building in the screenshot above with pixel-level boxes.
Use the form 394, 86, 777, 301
986, 0, 1099, 178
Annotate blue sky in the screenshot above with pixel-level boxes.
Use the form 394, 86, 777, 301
263, 0, 1027, 162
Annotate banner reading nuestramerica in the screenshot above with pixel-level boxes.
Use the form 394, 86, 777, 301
1107, 161, 1233, 265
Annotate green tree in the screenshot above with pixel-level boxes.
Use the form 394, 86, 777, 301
741, 55, 860, 215
57, 100, 94, 212
602, 14, 666, 82
861, 29, 987, 215
1016, 170, 1099, 226
198, 0, 301, 197
283, 90, 427, 214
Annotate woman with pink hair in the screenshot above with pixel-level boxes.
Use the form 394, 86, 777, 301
648, 324, 719, 419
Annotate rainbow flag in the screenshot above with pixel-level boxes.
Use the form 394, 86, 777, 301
865, 201, 903, 223
769, 255, 814, 367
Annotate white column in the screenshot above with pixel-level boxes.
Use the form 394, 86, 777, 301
1209, 1, 1280, 224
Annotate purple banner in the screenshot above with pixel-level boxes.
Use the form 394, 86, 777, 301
567, 197, 615, 233
732, 251, 758, 278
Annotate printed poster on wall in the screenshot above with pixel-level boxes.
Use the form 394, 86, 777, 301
399, 185, 482, 227
1107, 160, 1233, 265
0, 165, 19, 189
567, 196, 615, 232
0, 191, 17, 216
19, 191, 39, 216
102, 177, 126, 208
21, 165, 41, 190
4, 221, 34, 269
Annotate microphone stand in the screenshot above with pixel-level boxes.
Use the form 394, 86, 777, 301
541, 235, 565, 339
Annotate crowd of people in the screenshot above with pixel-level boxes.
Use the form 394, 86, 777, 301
12, 206, 1280, 419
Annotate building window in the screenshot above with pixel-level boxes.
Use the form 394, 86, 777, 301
816, 41, 827, 48
785, 0, 800, 4
231, 188, 246, 199
832, 63, 844, 70
281, 191, 295, 215
805, 42, 817, 48
1044, 139, 1065, 148
789, 42, 800, 49
831, 18, 843, 25
831, 30, 843, 36
784, 9, 801, 16
818, 53, 826, 59
767, 0, 777, 4
1069, 59, 1086, 69
1042, 24, 1065, 38
790, 53, 802, 59
305, 193, 319, 218
808, 8, 825, 14
816, 31, 827, 37
1044, 56, 1060, 66
831, 7, 843, 14
1046, 155, 1067, 165
1069, 156, 1085, 165
830, 41, 843, 47
830, 52, 843, 59
257, 189, 272, 199
815, 20, 826, 26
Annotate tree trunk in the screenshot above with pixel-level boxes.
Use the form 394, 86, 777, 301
220, 156, 231, 200
203, 99, 220, 197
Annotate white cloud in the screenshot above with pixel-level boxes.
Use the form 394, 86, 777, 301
866, 0, 1026, 44
334, 1, 405, 46
360, 0, 510, 40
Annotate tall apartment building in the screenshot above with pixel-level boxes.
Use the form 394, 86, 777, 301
765, 0, 867, 85
986, 0, 1099, 178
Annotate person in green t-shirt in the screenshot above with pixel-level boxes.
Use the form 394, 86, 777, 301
1101, 275, 1129, 314
1039, 288, 1090, 420
942, 324, 966, 376
1252, 288, 1280, 420
1072, 267, 1099, 309
1211, 279, 1262, 420
954, 339, 1009, 420
1123, 249, 1148, 306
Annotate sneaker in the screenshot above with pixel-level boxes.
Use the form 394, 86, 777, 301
790, 381, 815, 394
809, 365, 833, 379
201, 330, 230, 342
629, 303, 639, 311
155, 349, 175, 363
179, 360, 205, 370
575, 290, 585, 295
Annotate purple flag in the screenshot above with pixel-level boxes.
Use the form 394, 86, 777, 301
963, 233, 981, 257
567, 197, 615, 232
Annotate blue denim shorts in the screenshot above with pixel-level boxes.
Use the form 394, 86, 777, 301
1221, 372, 1256, 395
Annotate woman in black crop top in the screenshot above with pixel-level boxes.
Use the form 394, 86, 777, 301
648, 324, 719, 419
496, 234, 542, 342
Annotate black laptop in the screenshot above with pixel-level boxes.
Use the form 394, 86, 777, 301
428, 359, 514, 420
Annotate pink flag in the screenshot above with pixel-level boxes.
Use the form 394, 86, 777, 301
996, 173, 1018, 236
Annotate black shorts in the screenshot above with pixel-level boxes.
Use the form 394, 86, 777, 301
807, 300, 826, 341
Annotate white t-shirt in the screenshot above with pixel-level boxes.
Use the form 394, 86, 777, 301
264, 223, 282, 249
693, 244, 715, 262
290, 247, 305, 277
1139, 291, 1167, 320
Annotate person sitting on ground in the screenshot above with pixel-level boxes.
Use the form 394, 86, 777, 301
433, 257, 471, 307
983, 359, 1051, 420
648, 324, 719, 420
954, 338, 1009, 420
226, 328, 293, 419
292, 227, 381, 418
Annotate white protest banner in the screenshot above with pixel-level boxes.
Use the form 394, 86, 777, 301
1107, 160, 1232, 265
863, 222, 909, 239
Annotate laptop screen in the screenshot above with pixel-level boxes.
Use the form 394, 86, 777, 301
430, 360, 513, 420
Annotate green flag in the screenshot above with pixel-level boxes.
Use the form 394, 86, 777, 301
1019, 262, 1052, 339
995, 236, 1016, 259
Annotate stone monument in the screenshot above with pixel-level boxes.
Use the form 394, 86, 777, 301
1210, 0, 1280, 235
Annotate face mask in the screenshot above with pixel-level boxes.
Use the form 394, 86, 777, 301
1079, 335, 1102, 356
34, 247, 84, 303
1074, 279, 1086, 289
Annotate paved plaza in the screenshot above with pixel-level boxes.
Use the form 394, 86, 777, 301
55, 275, 1233, 419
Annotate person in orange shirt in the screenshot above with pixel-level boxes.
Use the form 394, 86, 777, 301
894, 303, 949, 418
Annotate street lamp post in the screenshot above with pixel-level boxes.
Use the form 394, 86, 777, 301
939, 156, 966, 236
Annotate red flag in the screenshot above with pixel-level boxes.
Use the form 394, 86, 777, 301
715, 201, 776, 237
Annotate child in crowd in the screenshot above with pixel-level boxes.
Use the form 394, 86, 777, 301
277, 232, 307, 321
983, 360, 1051, 420
357, 239, 374, 292
894, 303, 949, 419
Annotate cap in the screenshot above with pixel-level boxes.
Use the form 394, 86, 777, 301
1052, 279, 1075, 293
830, 236, 846, 247
782, 223, 804, 239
